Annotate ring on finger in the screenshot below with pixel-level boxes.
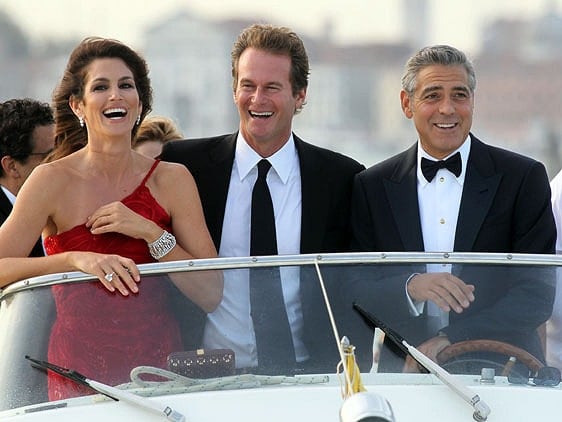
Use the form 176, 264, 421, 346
104, 272, 115, 283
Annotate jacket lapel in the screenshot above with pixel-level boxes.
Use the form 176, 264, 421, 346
454, 136, 501, 251
384, 144, 425, 251
295, 136, 332, 253
205, 134, 236, 249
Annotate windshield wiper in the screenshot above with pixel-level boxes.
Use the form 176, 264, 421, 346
352, 303, 491, 422
25, 356, 185, 422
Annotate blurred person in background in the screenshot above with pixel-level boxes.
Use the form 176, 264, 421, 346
133, 115, 183, 158
547, 170, 562, 371
0, 98, 55, 257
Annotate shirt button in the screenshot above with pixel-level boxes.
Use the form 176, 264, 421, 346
439, 177, 444, 182
440, 218, 445, 224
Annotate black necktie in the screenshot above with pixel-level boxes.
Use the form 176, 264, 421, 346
250, 160, 277, 256
421, 152, 462, 182
249, 159, 295, 372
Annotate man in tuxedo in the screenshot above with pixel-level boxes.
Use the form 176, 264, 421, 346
349, 45, 556, 371
0, 98, 55, 257
161, 24, 364, 372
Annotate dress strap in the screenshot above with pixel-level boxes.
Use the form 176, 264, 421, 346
141, 160, 160, 186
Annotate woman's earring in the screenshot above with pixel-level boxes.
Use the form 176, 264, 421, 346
79, 116, 84, 128
136, 115, 141, 126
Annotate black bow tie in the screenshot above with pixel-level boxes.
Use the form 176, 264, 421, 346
421, 152, 462, 182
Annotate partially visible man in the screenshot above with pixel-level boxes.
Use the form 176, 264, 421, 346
546, 169, 562, 371
162, 24, 364, 372
349, 45, 555, 371
0, 98, 55, 257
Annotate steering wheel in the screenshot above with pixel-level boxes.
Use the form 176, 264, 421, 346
436, 339, 544, 376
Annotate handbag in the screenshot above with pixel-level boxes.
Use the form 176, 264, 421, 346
167, 348, 236, 379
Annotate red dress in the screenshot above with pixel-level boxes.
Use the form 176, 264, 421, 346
43, 160, 182, 400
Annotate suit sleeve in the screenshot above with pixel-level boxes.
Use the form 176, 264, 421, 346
344, 172, 418, 355
512, 161, 557, 253
442, 161, 556, 357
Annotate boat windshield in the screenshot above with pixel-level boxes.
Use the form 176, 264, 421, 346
0, 252, 560, 412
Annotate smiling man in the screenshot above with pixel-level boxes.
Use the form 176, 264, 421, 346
349, 45, 556, 371
161, 24, 364, 373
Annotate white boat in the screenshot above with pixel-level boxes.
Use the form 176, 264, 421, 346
0, 252, 560, 421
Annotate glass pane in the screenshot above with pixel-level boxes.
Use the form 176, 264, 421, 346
0, 255, 559, 414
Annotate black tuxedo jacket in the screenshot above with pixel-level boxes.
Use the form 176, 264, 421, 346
162, 133, 365, 253
0, 188, 44, 257
161, 133, 365, 368
349, 134, 556, 364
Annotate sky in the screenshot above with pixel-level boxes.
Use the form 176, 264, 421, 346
1, 0, 561, 53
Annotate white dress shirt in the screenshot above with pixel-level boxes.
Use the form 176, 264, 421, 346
0, 185, 16, 205
203, 133, 309, 368
407, 136, 471, 330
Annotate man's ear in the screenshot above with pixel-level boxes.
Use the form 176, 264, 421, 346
400, 90, 413, 119
295, 88, 307, 111
1, 155, 19, 178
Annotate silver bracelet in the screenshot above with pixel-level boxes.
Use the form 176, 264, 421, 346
148, 230, 177, 260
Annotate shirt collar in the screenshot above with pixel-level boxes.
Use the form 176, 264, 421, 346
416, 135, 471, 186
0, 185, 16, 205
234, 132, 297, 184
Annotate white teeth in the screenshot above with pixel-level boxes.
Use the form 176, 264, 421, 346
436, 123, 455, 128
103, 108, 127, 119
250, 111, 273, 117
104, 108, 126, 114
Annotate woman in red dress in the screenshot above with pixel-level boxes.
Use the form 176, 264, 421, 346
0, 38, 222, 399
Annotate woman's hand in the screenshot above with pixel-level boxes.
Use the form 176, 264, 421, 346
68, 251, 141, 296
85, 201, 162, 242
